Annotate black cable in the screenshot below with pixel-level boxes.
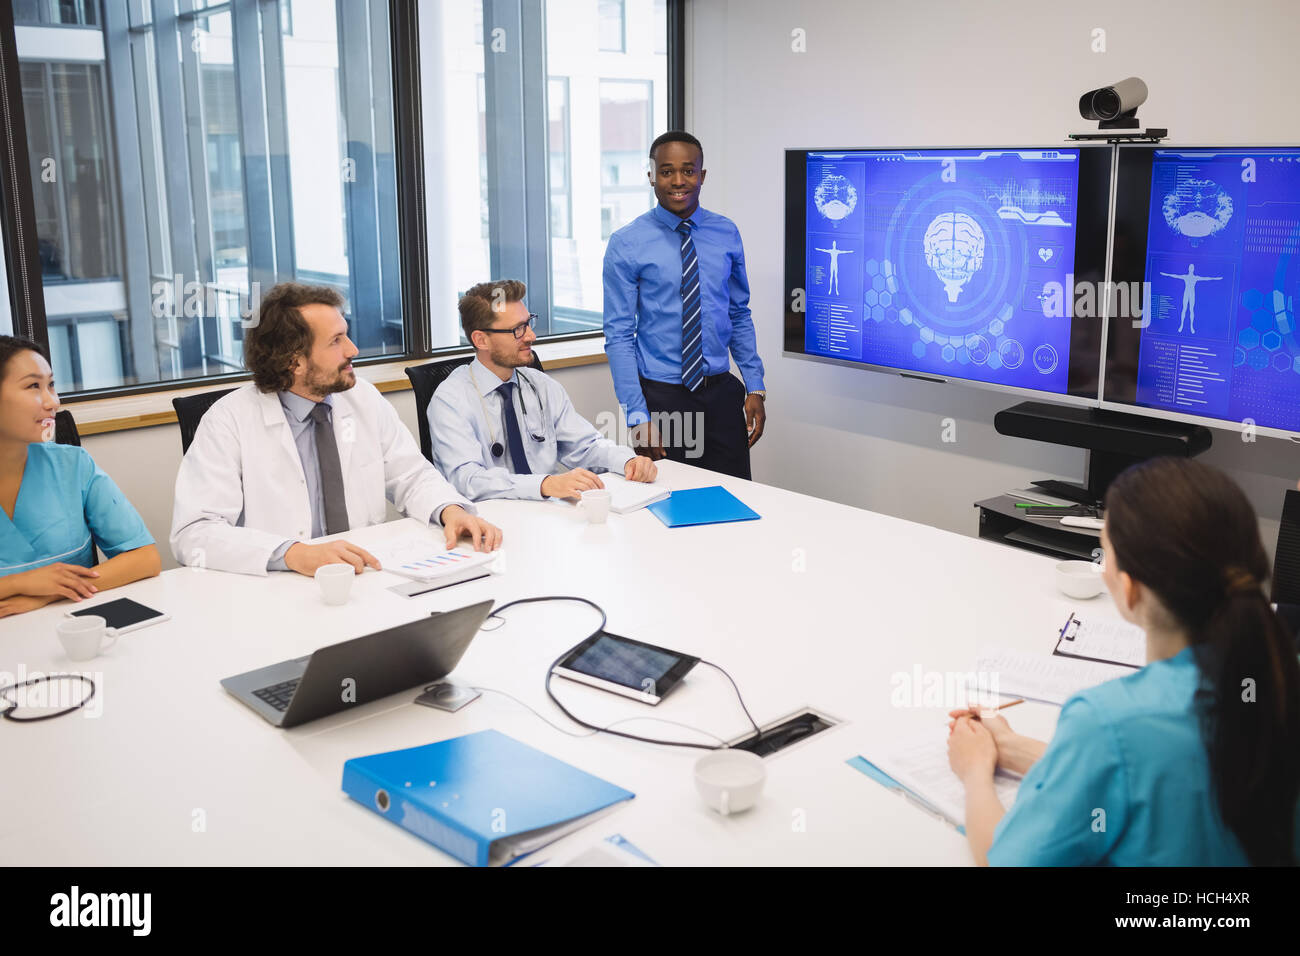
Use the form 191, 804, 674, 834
485, 595, 761, 751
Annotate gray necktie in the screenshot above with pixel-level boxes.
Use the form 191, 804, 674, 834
309, 402, 350, 535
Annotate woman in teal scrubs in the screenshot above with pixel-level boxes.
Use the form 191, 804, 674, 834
0, 336, 160, 618
948, 457, 1300, 865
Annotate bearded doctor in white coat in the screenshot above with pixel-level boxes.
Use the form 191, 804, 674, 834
171, 282, 501, 577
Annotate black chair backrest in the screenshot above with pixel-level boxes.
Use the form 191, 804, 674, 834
51, 409, 96, 565
53, 409, 81, 446
172, 387, 237, 455
1272, 488, 1300, 606
405, 352, 543, 464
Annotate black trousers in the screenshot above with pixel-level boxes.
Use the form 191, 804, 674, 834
640, 373, 752, 480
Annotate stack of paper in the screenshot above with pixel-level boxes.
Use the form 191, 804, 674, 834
596, 473, 670, 514
856, 727, 1022, 828
371, 539, 497, 584
976, 645, 1134, 705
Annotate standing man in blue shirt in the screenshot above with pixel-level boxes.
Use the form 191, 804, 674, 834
602, 131, 766, 480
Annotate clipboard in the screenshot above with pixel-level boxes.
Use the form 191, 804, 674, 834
1053, 612, 1143, 669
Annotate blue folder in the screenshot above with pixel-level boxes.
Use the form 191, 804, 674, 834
646, 485, 760, 528
342, 729, 635, 866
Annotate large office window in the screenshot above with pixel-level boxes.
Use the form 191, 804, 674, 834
422, 0, 668, 344
546, 0, 667, 332
2, 0, 676, 394
10, 0, 405, 395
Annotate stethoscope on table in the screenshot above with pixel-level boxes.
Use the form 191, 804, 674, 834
0, 673, 96, 721
470, 365, 548, 459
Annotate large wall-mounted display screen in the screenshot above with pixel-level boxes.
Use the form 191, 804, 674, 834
784, 146, 1114, 402
1106, 146, 1300, 435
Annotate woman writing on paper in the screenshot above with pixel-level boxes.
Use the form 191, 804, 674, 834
948, 457, 1300, 865
0, 336, 160, 618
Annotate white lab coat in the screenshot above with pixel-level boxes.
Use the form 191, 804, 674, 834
170, 379, 471, 576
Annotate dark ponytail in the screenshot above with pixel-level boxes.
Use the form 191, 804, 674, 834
1105, 457, 1300, 865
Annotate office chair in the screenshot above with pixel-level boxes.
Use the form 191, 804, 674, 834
405, 352, 543, 464
1271, 488, 1300, 649
172, 387, 237, 455
53, 409, 81, 447
51, 409, 96, 565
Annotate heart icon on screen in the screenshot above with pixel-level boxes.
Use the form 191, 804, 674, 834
1038, 248, 1053, 262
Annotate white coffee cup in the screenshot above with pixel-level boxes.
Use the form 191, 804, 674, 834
315, 563, 355, 605
694, 749, 766, 816
57, 615, 116, 662
1056, 559, 1105, 599
578, 488, 611, 524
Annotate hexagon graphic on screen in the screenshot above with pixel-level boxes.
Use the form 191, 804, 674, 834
923, 212, 985, 303
814, 174, 858, 222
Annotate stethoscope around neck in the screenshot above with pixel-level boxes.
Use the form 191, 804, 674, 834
470, 365, 547, 459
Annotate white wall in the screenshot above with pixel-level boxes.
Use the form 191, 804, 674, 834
690, 0, 1300, 559
82, 360, 621, 570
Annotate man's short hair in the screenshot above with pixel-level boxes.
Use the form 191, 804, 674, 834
243, 282, 345, 393
649, 130, 703, 164
459, 279, 527, 341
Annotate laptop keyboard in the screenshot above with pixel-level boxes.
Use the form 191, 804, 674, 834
252, 678, 301, 712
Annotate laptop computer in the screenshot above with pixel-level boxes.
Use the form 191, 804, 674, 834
220, 599, 494, 728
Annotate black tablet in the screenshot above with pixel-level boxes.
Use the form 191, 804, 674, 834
553, 631, 699, 705
68, 598, 169, 635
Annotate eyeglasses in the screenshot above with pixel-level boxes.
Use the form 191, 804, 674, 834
482, 314, 537, 340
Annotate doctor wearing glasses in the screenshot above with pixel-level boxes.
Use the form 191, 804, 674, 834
430, 280, 657, 501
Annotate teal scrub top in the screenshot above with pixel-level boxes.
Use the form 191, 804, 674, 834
989, 646, 1300, 866
0, 442, 153, 577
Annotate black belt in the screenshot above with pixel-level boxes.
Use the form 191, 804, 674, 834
642, 372, 733, 391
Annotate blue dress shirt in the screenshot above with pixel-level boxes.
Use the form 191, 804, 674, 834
988, 647, 1300, 865
0, 442, 153, 576
430, 357, 637, 501
603, 203, 766, 426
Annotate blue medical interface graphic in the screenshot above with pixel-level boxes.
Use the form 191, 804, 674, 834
803, 149, 1082, 392
1134, 150, 1300, 432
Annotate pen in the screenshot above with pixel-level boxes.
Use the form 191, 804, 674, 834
985, 698, 1025, 713
1015, 502, 1074, 508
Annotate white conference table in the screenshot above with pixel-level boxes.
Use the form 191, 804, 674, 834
0, 460, 1121, 866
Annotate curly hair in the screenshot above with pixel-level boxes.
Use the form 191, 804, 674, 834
458, 279, 526, 341
243, 282, 345, 393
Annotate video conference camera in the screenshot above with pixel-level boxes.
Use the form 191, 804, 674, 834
1078, 77, 1148, 130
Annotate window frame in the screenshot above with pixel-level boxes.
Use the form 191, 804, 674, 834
0, 0, 686, 404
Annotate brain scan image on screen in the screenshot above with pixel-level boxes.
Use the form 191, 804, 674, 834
924, 212, 986, 302
1162, 177, 1233, 239
802, 149, 1081, 393
815, 174, 859, 222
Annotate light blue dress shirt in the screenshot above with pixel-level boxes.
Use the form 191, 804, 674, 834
988, 646, 1300, 865
603, 203, 766, 426
266, 390, 472, 571
0, 442, 153, 576
429, 357, 637, 501
279, 390, 332, 540
266, 391, 333, 571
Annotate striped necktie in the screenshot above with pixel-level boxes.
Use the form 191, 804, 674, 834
677, 219, 705, 391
